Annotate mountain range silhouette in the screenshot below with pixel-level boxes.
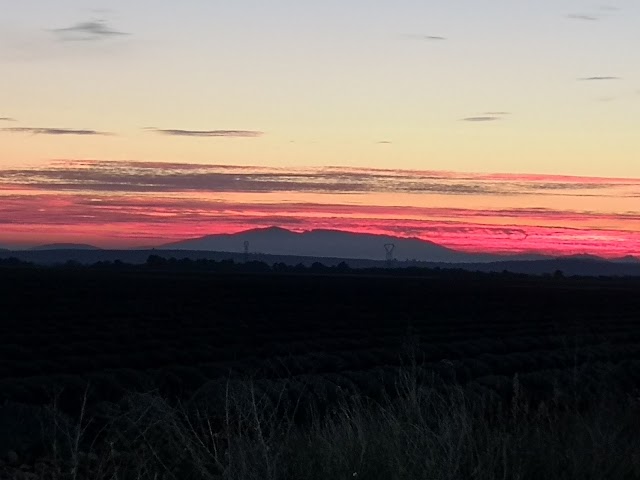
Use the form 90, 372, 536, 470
1, 227, 638, 276
161, 226, 545, 263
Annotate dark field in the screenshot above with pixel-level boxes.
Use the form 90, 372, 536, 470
2, 267, 640, 479
2, 268, 640, 406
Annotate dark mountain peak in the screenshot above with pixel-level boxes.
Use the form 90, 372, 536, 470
307, 228, 390, 238
158, 226, 621, 266
249, 226, 297, 235
307, 228, 444, 246
162, 226, 474, 262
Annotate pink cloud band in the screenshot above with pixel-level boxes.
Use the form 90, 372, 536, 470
1, 160, 639, 257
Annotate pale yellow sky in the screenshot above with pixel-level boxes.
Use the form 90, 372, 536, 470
1, 1, 639, 176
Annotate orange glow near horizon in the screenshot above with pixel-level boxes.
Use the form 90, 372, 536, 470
1, 160, 639, 258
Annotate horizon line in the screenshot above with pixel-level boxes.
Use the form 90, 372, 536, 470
3, 225, 637, 261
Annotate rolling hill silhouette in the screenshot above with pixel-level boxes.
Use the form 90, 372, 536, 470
162, 226, 538, 263
1, 227, 638, 275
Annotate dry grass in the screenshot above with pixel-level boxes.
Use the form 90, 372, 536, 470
17, 365, 640, 480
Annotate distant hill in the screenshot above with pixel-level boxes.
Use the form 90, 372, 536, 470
1, 227, 638, 276
161, 226, 531, 263
30, 243, 102, 251
453, 257, 640, 277
614, 255, 640, 264
1, 247, 640, 277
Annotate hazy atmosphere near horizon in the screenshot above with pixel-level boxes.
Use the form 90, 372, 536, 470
1, 1, 639, 257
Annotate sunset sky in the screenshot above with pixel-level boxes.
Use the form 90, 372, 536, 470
1, 1, 639, 256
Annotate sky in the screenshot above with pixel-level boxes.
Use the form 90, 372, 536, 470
1, 1, 639, 256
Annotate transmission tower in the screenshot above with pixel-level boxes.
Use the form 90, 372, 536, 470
243, 241, 250, 263
384, 243, 396, 266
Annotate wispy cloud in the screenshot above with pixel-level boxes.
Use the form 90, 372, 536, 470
578, 76, 620, 81
0, 160, 634, 198
376, 140, 393, 144
146, 128, 264, 138
1, 127, 113, 136
600, 5, 621, 14
566, 5, 620, 21
567, 13, 599, 21
52, 19, 129, 41
405, 34, 447, 41
461, 116, 501, 122
0, 117, 16, 122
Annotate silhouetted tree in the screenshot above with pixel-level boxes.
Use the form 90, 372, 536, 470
146, 255, 167, 268
335, 261, 350, 272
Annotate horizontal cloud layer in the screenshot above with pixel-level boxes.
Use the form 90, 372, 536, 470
1, 160, 635, 197
1, 160, 639, 257
53, 19, 129, 41
405, 34, 447, 41
1, 127, 112, 136
578, 76, 620, 81
462, 116, 501, 122
146, 128, 263, 138
567, 14, 599, 21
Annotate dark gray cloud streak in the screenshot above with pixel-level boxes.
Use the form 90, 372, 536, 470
567, 6, 620, 21
147, 128, 264, 138
462, 116, 501, 122
0, 160, 632, 198
52, 19, 129, 41
578, 76, 620, 81
567, 14, 599, 21
1, 127, 112, 136
404, 34, 447, 41
0, 117, 16, 122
